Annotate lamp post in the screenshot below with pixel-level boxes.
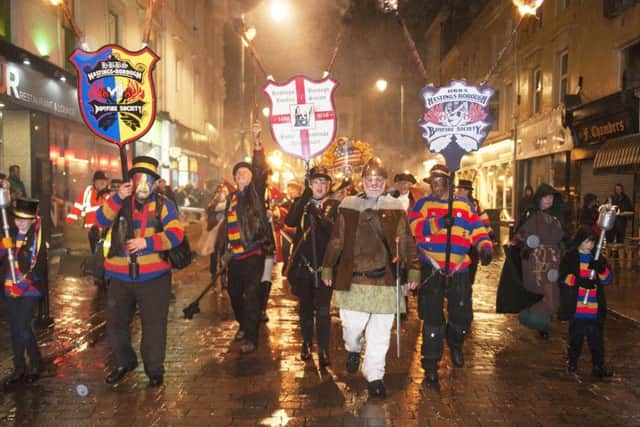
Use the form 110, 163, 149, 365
375, 78, 406, 169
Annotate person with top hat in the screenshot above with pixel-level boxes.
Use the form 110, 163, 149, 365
1, 198, 46, 386
66, 170, 110, 255
221, 122, 274, 354
455, 179, 494, 285
391, 173, 424, 213
96, 156, 184, 387
322, 157, 420, 398
409, 165, 493, 385
284, 165, 339, 366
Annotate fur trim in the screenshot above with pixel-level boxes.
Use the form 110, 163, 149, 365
339, 194, 404, 212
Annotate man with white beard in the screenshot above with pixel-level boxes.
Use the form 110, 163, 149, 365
322, 157, 420, 398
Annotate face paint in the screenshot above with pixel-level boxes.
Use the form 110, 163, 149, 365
133, 173, 154, 201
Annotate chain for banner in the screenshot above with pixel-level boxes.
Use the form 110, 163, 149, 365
142, 0, 158, 46
59, 0, 86, 47
324, 2, 355, 77
480, 14, 526, 85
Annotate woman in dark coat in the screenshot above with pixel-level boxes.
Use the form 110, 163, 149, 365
578, 193, 599, 233
497, 184, 566, 338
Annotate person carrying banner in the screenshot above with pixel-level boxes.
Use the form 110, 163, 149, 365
222, 122, 274, 354
97, 156, 184, 387
409, 165, 493, 385
285, 166, 338, 366
322, 157, 420, 398
66, 170, 110, 254
1, 198, 45, 386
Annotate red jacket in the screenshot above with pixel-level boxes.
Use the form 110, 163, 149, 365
66, 185, 106, 229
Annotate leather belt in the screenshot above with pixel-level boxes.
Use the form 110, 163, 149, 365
352, 267, 386, 279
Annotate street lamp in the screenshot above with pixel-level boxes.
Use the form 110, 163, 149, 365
375, 79, 388, 92
270, 2, 290, 23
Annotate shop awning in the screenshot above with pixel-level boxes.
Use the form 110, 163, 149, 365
593, 133, 640, 175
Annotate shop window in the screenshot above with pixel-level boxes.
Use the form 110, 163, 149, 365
557, 52, 569, 106
108, 11, 122, 45
532, 68, 542, 115
0, 0, 9, 41
489, 90, 500, 131
622, 42, 640, 90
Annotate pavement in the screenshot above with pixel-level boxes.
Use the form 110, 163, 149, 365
0, 243, 639, 426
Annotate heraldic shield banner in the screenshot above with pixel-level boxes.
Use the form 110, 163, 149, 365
69, 45, 159, 147
418, 80, 494, 171
263, 76, 338, 161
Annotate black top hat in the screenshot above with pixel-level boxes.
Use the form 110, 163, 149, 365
457, 179, 473, 190
93, 170, 108, 181
394, 173, 417, 184
423, 164, 451, 183
14, 198, 39, 219
129, 156, 160, 179
309, 166, 331, 181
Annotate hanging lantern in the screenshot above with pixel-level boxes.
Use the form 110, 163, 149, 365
512, 0, 544, 16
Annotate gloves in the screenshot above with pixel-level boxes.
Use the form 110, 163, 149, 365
439, 214, 455, 228
588, 257, 607, 274
577, 277, 596, 289
521, 246, 532, 261
480, 249, 492, 266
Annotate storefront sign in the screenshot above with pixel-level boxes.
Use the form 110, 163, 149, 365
517, 109, 571, 160
567, 91, 638, 147
0, 61, 81, 121
263, 75, 338, 161
419, 80, 494, 171
69, 45, 159, 147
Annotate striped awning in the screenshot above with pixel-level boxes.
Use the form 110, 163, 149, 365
593, 133, 640, 175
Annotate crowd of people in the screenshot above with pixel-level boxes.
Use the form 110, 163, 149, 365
0, 129, 629, 396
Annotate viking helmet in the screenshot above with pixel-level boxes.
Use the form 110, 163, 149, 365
361, 157, 387, 179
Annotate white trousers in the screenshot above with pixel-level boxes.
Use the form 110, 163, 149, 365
339, 309, 395, 382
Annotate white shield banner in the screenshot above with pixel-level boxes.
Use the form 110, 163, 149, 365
263, 76, 338, 160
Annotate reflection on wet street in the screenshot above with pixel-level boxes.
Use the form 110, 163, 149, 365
1, 255, 640, 426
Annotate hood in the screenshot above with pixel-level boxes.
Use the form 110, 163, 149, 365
533, 183, 563, 220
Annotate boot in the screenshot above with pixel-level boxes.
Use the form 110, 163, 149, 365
368, 380, 386, 398
592, 365, 613, 378
422, 359, 439, 384
318, 349, 330, 367
346, 352, 360, 373
300, 341, 312, 361
567, 359, 577, 374
3, 369, 24, 386
240, 340, 257, 354
259, 281, 272, 322
446, 323, 467, 368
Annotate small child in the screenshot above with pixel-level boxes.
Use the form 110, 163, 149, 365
1, 198, 45, 386
558, 227, 613, 378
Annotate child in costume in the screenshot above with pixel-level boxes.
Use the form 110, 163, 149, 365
558, 227, 613, 378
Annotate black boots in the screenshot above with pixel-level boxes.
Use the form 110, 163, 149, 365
259, 281, 272, 322
105, 364, 137, 384
346, 352, 360, 373
300, 341, 312, 361
318, 349, 330, 367
3, 370, 24, 386
368, 380, 386, 398
592, 365, 613, 378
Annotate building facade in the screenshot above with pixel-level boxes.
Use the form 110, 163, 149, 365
0, 0, 226, 235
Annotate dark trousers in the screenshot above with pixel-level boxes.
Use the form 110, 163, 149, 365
88, 226, 100, 253
227, 255, 264, 344
418, 267, 472, 369
107, 273, 171, 377
293, 271, 332, 351
568, 318, 605, 367
7, 296, 41, 372
606, 218, 627, 244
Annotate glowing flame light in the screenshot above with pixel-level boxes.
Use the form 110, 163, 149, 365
513, 0, 544, 16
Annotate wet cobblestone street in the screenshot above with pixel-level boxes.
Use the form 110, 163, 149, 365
1, 254, 640, 426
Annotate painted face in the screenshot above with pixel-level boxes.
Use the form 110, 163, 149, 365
540, 194, 554, 210
579, 239, 595, 253
363, 175, 386, 199
310, 177, 330, 200
133, 172, 154, 201
15, 218, 34, 233
430, 177, 449, 199
234, 167, 253, 190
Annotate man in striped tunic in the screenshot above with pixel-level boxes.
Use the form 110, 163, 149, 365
409, 165, 493, 385
97, 156, 184, 387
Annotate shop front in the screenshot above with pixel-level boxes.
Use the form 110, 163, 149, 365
516, 108, 574, 220
566, 90, 639, 236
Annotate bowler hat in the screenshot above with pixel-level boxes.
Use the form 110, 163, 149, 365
394, 173, 417, 184
93, 170, 108, 181
457, 179, 474, 190
423, 164, 451, 183
232, 161, 252, 176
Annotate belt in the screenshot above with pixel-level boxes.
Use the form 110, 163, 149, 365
352, 267, 386, 279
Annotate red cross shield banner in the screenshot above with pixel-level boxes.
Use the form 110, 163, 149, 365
263, 76, 338, 161
69, 45, 159, 147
